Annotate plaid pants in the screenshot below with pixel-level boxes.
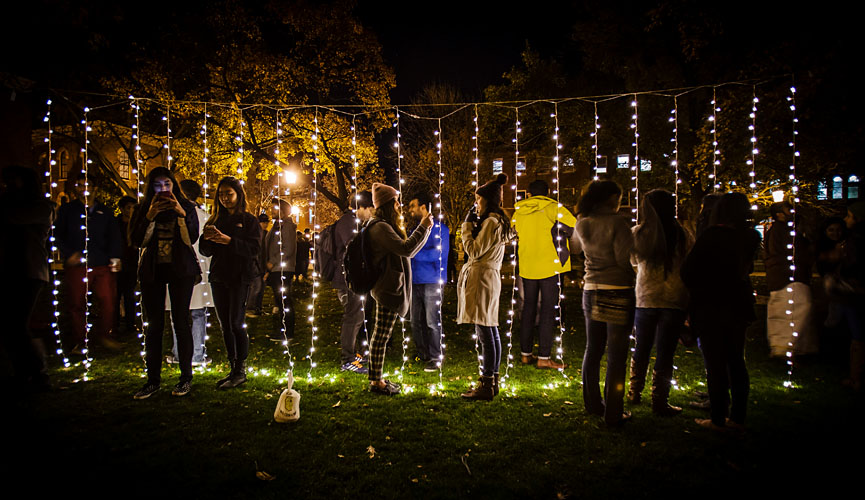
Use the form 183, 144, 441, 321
368, 304, 399, 382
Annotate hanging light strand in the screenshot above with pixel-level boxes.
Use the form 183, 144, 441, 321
197, 104, 211, 373
79, 107, 93, 379
432, 118, 445, 392
748, 86, 759, 208
551, 103, 567, 377
273, 109, 295, 380
350, 114, 371, 363
630, 95, 639, 223
783, 83, 800, 388
709, 88, 721, 191
306, 108, 321, 379
670, 96, 680, 218
392, 110, 410, 379
501, 107, 521, 383
591, 101, 600, 180
131, 98, 147, 364
44, 100, 69, 367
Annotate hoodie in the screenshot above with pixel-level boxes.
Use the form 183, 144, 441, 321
511, 195, 576, 279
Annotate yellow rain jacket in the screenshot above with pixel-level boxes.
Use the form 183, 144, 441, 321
511, 195, 577, 279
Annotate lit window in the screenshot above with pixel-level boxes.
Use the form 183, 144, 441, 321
849, 175, 860, 199
58, 150, 70, 179
117, 149, 130, 179
817, 180, 827, 200
832, 176, 843, 199
492, 158, 503, 174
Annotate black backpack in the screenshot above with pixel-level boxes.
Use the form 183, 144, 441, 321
314, 222, 338, 282
342, 219, 383, 294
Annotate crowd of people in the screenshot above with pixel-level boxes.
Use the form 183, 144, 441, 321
3, 163, 864, 432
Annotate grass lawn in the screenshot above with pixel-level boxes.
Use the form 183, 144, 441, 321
4, 272, 862, 499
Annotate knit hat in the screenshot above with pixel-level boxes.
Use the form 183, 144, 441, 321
372, 182, 399, 208
475, 173, 508, 207
849, 201, 865, 223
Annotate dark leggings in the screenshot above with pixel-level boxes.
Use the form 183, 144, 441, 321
141, 274, 195, 384
476, 325, 501, 377
212, 281, 251, 362
694, 315, 750, 426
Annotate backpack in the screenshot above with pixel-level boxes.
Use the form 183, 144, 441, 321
314, 222, 339, 282
342, 219, 383, 294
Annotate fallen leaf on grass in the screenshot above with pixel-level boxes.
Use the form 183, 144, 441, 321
256, 471, 276, 481
338, 454, 344, 458
367, 446, 376, 458
332, 400, 341, 408
385, 436, 391, 441
411, 478, 419, 483
543, 413, 553, 417
563, 401, 574, 405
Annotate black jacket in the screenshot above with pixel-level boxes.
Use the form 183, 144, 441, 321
199, 211, 262, 284
128, 199, 201, 283
55, 199, 121, 267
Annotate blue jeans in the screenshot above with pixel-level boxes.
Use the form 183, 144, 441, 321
476, 325, 501, 377
582, 289, 635, 424
630, 308, 685, 401
172, 308, 208, 363
411, 283, 443, 362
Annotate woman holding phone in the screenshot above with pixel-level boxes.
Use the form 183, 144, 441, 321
129, 167, 200, 399
199, 176, 262, 389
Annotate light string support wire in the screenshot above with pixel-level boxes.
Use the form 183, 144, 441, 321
44, 99, 70, 367
783, 82, 800, 388
550, 103, 567, 378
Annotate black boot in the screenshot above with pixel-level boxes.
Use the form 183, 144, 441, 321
219, 359, 247, 389
461, 376, 494, 401
651, 369, 682, 416
627, 357, 645, 404
493, 373, 499, 396
216, 360, 235, 387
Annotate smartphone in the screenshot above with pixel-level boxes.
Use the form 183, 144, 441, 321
157, 191, 171, 199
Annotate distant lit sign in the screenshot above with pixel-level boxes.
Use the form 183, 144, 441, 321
617, 154, 630, 169
640, 159, 652, 172
492, 159, 503, 174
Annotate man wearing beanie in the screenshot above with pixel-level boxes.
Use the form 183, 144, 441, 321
511, 179, 576, 369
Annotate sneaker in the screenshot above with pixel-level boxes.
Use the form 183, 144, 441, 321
369, 379, 400, 396
165, 354, 179, 364
191, 356, 212, 367
424, 360, 439, 372
340, 360, 369, 374
355, 353, 368, 364
172, 380, 191, 397
133, 382, 160, 400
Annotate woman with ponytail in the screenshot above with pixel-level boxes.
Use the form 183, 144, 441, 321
458, 174, 511, 400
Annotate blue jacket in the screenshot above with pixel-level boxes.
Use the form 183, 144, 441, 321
411, 221, 449, 285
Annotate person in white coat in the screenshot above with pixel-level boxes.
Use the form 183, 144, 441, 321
458, 174, 510, 401
167, 179, 213, 366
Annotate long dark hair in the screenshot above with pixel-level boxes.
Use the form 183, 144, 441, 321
139, 166, 186, 214
374, 197, 406, 238
633, 189, 686, 277
576, 180, 622, 217
696, 192, 722, 238
208, 176, 248, 224
710, 192, 753, 230
474, 173, 511, 238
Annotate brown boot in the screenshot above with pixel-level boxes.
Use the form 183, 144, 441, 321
461, 376, 494, 401
627, 357, 645, 404
536, 358, 568, 370
520, 354, 538, 365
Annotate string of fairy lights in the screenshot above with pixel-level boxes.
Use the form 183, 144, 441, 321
131, 98, 146, 361
501, 106, 522, 384
44, 100, 70, 368
670, 96, 680, 217
42, 76, 804, 393
470, 105, 483, 375
709, 88, 721, 191
306, 108, 321, 379
394, 109, 412, 381
349, 115, 371, 362
432, 118, 445, 392
550, 103, 567, 378
78, 107, 93, 380
273, 110, 296, 381
783, 84, 800, 388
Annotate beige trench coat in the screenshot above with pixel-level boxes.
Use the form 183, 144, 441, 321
457, 214, 507, 326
